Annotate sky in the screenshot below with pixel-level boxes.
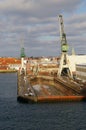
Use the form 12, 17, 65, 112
0, 0, 86, 57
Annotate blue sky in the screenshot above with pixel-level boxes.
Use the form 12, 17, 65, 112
0, 0, 86, 57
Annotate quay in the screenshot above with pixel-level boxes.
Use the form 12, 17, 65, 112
0, 70, 17, 73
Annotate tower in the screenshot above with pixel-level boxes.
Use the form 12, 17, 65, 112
58, 15, 73, 77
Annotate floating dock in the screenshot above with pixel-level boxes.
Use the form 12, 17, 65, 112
17, 14, 86, 103
17, 73, 86, 103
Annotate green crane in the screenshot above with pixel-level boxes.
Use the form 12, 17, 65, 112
58, 15, 72, 78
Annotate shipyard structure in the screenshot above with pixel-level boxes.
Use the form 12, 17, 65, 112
17, 15, 86, 103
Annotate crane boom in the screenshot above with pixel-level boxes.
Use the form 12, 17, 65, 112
59, 15, 65, 37
59, 15, 68, 52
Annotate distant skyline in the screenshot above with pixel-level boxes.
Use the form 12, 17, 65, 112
0, 0, 86, 57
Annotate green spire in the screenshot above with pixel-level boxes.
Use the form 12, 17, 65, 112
20, 47, 25, 58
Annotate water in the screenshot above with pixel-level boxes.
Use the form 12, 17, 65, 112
0, 73, 86, 130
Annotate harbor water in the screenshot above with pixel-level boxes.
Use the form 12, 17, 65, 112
0, 73, 86, 130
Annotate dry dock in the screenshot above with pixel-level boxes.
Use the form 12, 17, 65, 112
17, 72, 86, 103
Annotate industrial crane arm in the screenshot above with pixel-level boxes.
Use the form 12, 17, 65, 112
59, 15, 68, 52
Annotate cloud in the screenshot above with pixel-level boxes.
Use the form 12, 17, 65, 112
0, 0, 82, 17
0, 0, 85, 57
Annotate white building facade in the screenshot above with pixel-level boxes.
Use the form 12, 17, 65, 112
68, 55, 86, 73
76, 64, 86, 81
8, 64, 21, 70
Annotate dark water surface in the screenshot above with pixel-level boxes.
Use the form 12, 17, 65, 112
0, 73, 86, 130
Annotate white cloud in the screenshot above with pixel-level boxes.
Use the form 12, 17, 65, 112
0, 0, 82, 17
0, 0, 85, 56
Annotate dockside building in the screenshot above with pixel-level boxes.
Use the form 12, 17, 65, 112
76, 64, 86, 82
